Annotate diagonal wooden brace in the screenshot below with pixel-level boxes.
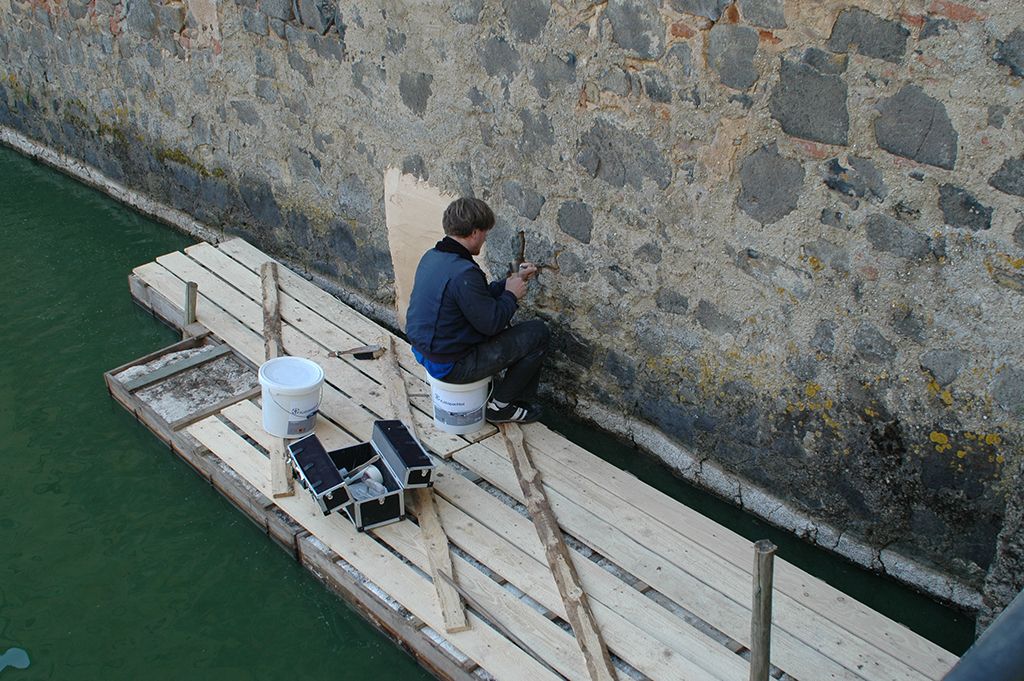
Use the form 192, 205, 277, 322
499, 423, 618, 681
260, 261, 294, 499
380, 336, 470, 633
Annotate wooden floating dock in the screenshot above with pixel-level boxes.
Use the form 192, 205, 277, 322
106, 238, 959, 681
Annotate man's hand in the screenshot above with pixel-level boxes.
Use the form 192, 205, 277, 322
505, 274, 528, 299
518, 262, 539, 281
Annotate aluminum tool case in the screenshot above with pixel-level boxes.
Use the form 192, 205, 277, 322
287, 434, 350, 515
331, 441, 405, 531
371, 420, 436, 488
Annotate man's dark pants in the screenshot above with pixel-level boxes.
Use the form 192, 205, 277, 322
443, 320, 549, 404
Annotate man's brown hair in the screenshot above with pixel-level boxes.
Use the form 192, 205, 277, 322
442, 197, 495, 237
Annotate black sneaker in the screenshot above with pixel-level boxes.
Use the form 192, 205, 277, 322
485, 400, 542, 424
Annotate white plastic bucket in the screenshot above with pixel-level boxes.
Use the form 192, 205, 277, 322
258, 357, 325, 438
428, 376, 490, 434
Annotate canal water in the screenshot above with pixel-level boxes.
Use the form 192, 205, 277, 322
0, 143, 971, 680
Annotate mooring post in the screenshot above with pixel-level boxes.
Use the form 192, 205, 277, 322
750, 539, 777, 681
185, 281, 198, 325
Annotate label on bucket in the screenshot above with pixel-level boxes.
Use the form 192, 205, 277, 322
287, 413, 317, 436
434, 404, 484, 427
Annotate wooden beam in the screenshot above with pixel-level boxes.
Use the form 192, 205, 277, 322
750, 539, 777, 681
381, 336, 470, 634
260, 261, 293, 498
499, 423, 618, 681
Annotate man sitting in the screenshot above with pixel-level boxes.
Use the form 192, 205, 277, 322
406, 197, 549, 424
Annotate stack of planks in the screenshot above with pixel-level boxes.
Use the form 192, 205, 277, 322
126, 238, 959, 681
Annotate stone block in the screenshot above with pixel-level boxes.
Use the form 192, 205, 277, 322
399, 72, 433, 117
989, 156, 1024, 197
311, 32, 345, 61
288, 50, 314, 86
258, 0, 291, 21
991, 366, 1024, 414
255, 78, 277, 103
606, 0, 664, 60
738, 0, 784, 28
669, 0, 728, 20
502, 180, 545, 220
385, 28, 406, 54
1015, 222, 1024, 249
68, 0, 91, 20
401, 154, 427, 179
255, 49, 276, 77
938, 184, 991, 231
769, 59, 848, 145
557, 200, 593, 243
853, 324, 896, 363
531, 52, 575, 99
919, 349, 966, 386
127, 0, 158, 37
993, 27, 1024, 77
874, 86, 957, 170
802, 47, 846, 74
827, 8, 909, 63
351, 60, 384, 97
642, 69, 671, 103
655, 288, 688, 314
269, 17, 286, 38
243, 8, 268, 35
863, 213, 930, 260
478, 35, 521, 81
707, 24, 759, 90
737, 143, 805, 225
337, 173, 372, 219
811, 319, 835, 352
600, 67, 631, 96
604, 350, 636, 388
240, 175, 283, 226
821, 157, 885, 203
695, 299, 739, 335
667, 43, 693, 76
518, 109, 553, 156
230, 100, 260, 126
157, 3, 185, 31
450, 0, 483, 24
576, 119, 671, 190
890, 306, 924, 342
297, 0, 335, 34
987, 105, 1009, 129
920, 17, 955, 40
503, 0, 549, 43
635, 241, 662, 263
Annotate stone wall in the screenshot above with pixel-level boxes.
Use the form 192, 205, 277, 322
2, 0, 1022, 624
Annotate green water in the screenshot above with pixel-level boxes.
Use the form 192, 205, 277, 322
0, 146, 433, 680
0, 143, 972, 681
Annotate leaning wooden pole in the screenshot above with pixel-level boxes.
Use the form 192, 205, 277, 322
749, 539, 777, 681
499, 423, 617, 681
260, 261, 293, 498
380, 336, 469, 633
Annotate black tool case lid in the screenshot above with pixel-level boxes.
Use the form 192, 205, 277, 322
371, 420, 433, 475
288, 434, 344, 493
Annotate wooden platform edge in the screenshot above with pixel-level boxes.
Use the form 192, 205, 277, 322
107, 371, 478, 681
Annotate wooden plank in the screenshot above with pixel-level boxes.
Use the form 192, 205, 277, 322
105, 333, 208, 378
381, 335, 469, 634
480, 433, 948, 681
185, 415, 562, 681
121, 344, 232, 392
223, 397, 740, 680
260, 261, 293, 499
204, 240, 499, 445
428, 468, 745, 681
500, 424, 617, 681
513, 427, 958, 679
454, 441, 868, 681
185, 243, 478, 451
153, 249, 466, 457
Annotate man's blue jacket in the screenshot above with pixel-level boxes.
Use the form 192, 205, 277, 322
406, 237, 518, 363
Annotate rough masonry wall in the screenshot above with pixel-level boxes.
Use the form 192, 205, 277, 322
1, 0, 1022, 621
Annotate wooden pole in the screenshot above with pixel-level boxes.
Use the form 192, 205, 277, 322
260, 262, 293, 499
185, 281, 198, 324
749, 539, 777, 681
499, 423, 617, 681
380, 336, 469, 633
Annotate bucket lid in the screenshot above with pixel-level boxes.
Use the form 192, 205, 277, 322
259, 357, 324, 391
